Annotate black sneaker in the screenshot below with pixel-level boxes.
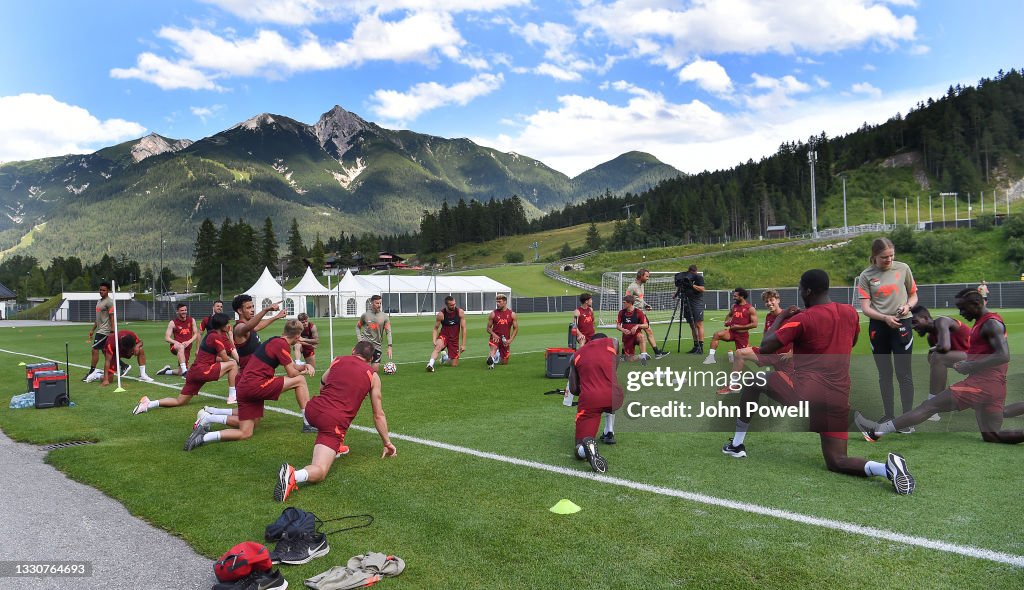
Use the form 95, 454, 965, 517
301, 423, 318, 433
580, 437, 607, 473
120, 362, 131, 376
212, 568, 287, 590
269, 533, 297, 564
722, 438, 747, 458
686, 345, 698, 354
655, 350, 670, 360
183, 424, 208, 451
600, 431, 616, 445
486, 355, 494, 369
156, 365, 172, 376
853, 411, 881, 442
277, 531, 329, 565
886, 452, 915, 495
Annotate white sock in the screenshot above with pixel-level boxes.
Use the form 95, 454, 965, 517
576, 444, 587, 459
147, 400, 160, 409
207, 406, 233, 416
139, 365, 148, 377
603, 413, 616, 434
708, 349, 716, 357
864, 461, 887, 478
228, 386, 236, 397
208, 414, 229, 425
732, 419, 750, 446
876, 420, 897, 435
202, 431, 221, 443
301, 408, 310, 426
180, 363, 187, 372
295, 469, 309, 484
427, 359, 434, 367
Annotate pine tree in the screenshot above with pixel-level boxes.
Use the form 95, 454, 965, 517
285, 218, 306, 279
585, 222, 602, 250
311, 233, 326, 273
192, 218, 219, 293
260, 217, 279, 272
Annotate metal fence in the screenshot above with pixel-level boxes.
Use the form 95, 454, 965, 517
57, 281, 1023, 322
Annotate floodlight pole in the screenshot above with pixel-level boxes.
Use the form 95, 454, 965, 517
841, 175, 848, 234
940, 192, 957, 228
808, 151, 818, 237
327, 274, 334, 360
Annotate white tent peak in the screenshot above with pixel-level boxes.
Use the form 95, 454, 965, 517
245, 267, 282, 297
290, 266, 330, 294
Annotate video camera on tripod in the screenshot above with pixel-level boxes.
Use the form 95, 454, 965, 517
674, 270, 695, 299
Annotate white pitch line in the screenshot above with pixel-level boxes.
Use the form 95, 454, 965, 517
4, 348, 1023, 568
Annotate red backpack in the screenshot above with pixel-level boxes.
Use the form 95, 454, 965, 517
214, 541, 272, 582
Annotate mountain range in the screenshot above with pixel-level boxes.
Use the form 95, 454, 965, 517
0, 106, 682, 271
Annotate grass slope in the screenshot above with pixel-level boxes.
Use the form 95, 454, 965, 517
0, 313, 1022, 588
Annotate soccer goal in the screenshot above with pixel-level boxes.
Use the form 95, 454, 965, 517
597, 271, 685, 328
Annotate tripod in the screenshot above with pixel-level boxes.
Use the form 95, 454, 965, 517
661, 293, 691, 353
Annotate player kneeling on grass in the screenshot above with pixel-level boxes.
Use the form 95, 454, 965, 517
722, 269, 916, 495
157, 303, 199, 377
426, 296, 465, 371
485, 294, 518, 368
101, 330, 154, 385
134, 313, 239, 416
568, 334, 623, 473
724, 289, 791, 395
185, 319, 316, 451
616, 295, 650, 364
274, 341, 397, 502
855, 289, 1024, 446
909, 304, 971, 421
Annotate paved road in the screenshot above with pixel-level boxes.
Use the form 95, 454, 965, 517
0, 431, 214, 590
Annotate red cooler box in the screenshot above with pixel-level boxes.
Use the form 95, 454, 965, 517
545, 348, 575, 379
25, 362, 58, 392
33, 370, 69, 409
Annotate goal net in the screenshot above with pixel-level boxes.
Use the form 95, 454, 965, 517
598, 271, 692, 328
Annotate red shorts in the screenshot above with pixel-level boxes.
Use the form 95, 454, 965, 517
752, 348, 792, 370
728, 329, 750, 349
578, 331, 594, 345
170, 343, 193, 362
301, 346, 315, 359
491, 336, 511, 361
237, 376, 285, 421
304, 397, 354, 455
443, 337, 460, 360
622, 332, 639, 355
764, 371, 849, 439
181, 363, 222, 396
574, 385, 618, 442
950, 375, 1006, 414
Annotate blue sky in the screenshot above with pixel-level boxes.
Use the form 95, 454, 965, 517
0, 1, 1020, 176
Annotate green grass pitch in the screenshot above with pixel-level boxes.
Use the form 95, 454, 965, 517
1, 310, 1022, 589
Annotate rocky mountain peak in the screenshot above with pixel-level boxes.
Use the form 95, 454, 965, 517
131, 133, 193, 163
314, 106, 370, 160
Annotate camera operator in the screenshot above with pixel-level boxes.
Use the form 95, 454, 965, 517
675, 264, 706, 354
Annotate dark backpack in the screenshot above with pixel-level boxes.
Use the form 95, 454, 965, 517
265, 507, 374, 541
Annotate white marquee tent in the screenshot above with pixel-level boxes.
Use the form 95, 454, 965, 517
288, 266, 333, 318
332, 270, 511, 318
244, 267, 287, 314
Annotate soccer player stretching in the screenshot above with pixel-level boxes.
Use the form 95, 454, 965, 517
856, 289, 1024, 445
726, 289, 791, 394
616, 295, 650, 364
485, 294, 518, 368
568, 334, 623, 472
704, 288, 757, 365
157, 303, 199, 377
186, 319, 316, 451
722, 270, 915, 495
426, 296, 465, 371
274, 341, 397, 502
572, 293, 596, 349
910, 304, 971, 421
134, 313, 239, 415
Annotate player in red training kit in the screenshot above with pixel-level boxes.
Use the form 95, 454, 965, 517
568, 333, 624, 473
723, 289, 791, 395
572, 293, 596, 349
723, 269, 916, 495
616, 295, 650, 364
486, 294, 519, 368
426, 296, 466, 371
157, 303, 199, 377
909, 304, 971, 421
185, 319, 316, 451
856, 289, 1024, 445
294, 312, 319, 369
100, 330, 154, 385
704, 288, 757, 366
133, 313, 239, 415
274, 341, 397, 502
230, 294, 286, 403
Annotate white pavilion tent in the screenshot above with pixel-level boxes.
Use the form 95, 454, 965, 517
287, 266, 333, 318
244, 267, 287, 314
332, 270, 511, 318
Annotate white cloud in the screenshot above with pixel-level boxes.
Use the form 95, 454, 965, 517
576, 0, 917, 61
863, 63, 877, 71
852, 81, 882, 98
813, 75, 830, 88
475, 80, 948, 177
0, 94, 146, 163
369, 73, 504, 123
112, 11, 475, 89
190, 104, 226, 123
909, 43, 930, 55
745, 73, 812, 110
202, 0, 530, 25
796, 56, 823, 65
677, 58, 733, 95
111, 52, 224, 91
509, 21, 577, 63
535, 63, 583, 82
